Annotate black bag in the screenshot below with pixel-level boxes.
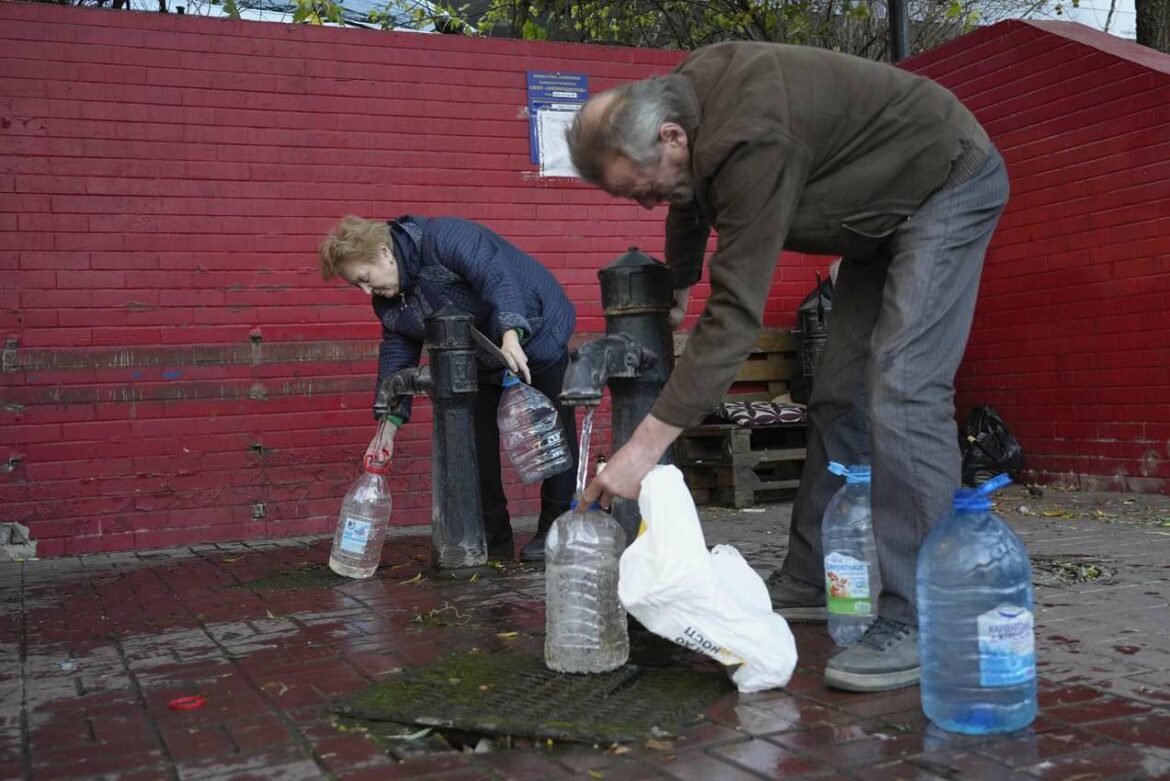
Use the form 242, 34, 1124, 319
960, 405, 1025, 487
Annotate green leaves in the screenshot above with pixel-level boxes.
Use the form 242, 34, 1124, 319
292, 0, 344, 25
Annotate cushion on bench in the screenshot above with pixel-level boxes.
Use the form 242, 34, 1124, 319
714, 401, 807, 427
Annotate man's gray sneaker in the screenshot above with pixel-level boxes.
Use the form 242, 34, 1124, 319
824, 617, 920, 692
765, 571, 827, 622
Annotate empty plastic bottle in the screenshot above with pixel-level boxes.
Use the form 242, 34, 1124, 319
918, 473, 1036, 735
328, 455, 392, 579
545, 500, 629, 673
822, 462, 881, 647
497, 370, 572, 484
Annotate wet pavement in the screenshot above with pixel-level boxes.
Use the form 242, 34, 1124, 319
3, 486, 1170, 781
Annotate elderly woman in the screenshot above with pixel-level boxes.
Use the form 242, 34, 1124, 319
319, 215, 578, 562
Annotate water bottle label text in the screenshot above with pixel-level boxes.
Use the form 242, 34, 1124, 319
824, 552, 873, 616
340, 516, 374, 554
977, 603, 1035, 687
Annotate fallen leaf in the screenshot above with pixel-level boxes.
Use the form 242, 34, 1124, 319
644, 738, 673, 751
496, 631, 520, 639
469, 573, 479, 583
611, 745, 632, 755
403, 573, 423, 585
587, 771, 604, 779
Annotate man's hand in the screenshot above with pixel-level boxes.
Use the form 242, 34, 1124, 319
669, 287, 691, 330
500, 329, 531, 383
365, 421, 398, 464
581, 414, 683, 507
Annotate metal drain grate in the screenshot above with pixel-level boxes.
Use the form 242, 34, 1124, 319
336, 649, 733, 744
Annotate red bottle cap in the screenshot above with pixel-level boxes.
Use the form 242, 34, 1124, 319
364, 453, 390, 475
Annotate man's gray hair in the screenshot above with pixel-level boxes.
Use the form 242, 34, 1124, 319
567, 75, 693, 186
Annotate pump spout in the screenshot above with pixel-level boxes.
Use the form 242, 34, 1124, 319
373, 365, 433, 420
559, 333, 657, 407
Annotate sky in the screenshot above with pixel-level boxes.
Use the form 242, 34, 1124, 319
1028, 0, 1138, 39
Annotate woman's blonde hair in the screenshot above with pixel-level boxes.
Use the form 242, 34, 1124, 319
318, 216, 391, 280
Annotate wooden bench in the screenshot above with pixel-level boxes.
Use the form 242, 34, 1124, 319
672, 329, 808, 507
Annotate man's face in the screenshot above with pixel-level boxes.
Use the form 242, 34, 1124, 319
338, 244, 401, 299
600, 124, 693, 210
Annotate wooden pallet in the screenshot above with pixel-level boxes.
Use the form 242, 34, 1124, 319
676, 422, 807, 507
673, 329, 808, 508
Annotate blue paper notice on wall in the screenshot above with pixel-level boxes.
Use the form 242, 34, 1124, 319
526, 71, 589, 169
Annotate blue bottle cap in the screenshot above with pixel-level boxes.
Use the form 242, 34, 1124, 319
953, 473, 1012, 511
828, 461, 871, 483
569, 497, 603, 512
502, 370, 520, 388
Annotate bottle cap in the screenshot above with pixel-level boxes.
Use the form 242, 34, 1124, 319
828, 461, 871, 483
502, 370, 520, 388
953, 472, 1011, 511
363, 453, 391, 475
569, 497, 603, 512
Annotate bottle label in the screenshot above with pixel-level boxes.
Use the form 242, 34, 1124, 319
339, 516, 374, 554
977, 603, 1035, 687
824, 552, 873, 616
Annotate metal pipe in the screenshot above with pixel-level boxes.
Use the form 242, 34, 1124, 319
560, 248, 675, 543
374, 303, 487, 569
889, 0, 910, 62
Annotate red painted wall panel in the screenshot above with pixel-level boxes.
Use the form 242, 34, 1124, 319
905, 20, 1170, 493
0, 4, 825, 554
4, 8, 1168, 556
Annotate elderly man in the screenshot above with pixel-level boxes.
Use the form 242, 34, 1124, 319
568, 41, 1008, 692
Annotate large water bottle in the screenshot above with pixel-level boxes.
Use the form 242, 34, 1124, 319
918, 473, 1036, 734
545, 500, 629, 673
328, 455, 392, 579
822, 462, 881, 647
497, 371, 572, 484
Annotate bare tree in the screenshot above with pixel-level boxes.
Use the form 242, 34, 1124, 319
1136, 0, 1170, 52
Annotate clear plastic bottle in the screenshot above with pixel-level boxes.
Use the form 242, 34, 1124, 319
918, 473, 1036, 735
545, 499, 629, 673
822, 462, 881, 647
497, 371, 572, 485
328, 455, 392, 579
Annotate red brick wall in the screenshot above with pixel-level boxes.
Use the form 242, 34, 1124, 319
6, 10, 1166, 556
0, 4, 826, 554
906, 21, 1170, 493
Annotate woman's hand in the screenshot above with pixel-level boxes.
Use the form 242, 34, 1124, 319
500, 329, 531, 383
365, 421, 398, 464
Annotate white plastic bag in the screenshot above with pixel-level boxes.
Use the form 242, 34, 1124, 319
618, 465, 798, 693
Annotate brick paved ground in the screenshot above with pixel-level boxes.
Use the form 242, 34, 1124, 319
3, 486, 1170, 780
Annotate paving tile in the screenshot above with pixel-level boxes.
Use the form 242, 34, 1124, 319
710, 737, 830, 776
1043, 693, 1154, 725
1022, 743, 1170, 780
1086, 711, 1170, 752
768, 726, 928, 768
12, 504, 1170, 781
651, 750, 770, 781
899, 752, 1038, 781
477, 749, 573, 779
970, 726, 1113, 768
710, 694, 856, 736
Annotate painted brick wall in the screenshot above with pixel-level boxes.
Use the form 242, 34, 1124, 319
906, 21, 1170, 493
0, 4, 829, 554
6, 9, 1166, 557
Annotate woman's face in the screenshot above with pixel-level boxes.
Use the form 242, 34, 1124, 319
339, 243, 400, 300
